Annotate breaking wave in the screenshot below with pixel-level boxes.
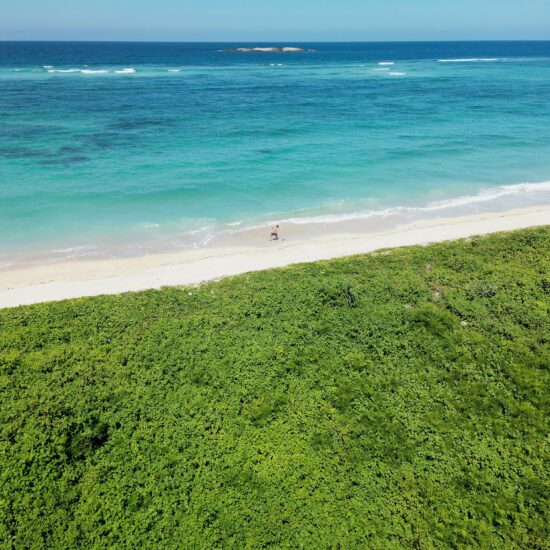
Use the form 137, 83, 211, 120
274, 181, 550, 225
437, 58, 499, 63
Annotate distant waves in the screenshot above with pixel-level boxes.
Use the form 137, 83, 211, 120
437, 58, 500, 63
47, 67, 136, 75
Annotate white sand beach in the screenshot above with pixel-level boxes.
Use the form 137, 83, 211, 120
0, 205, 548, 309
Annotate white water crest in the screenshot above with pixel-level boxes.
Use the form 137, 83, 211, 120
422, 181, 550, 210
274, 181, 550, 225
81, 69, 109, 74
51, 246, 90, 253
437, 58, 499, 63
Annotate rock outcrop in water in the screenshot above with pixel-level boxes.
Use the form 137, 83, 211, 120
225, 47, 315, 53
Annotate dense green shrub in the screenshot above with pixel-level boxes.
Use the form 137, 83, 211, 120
1, 227, 549, 548
318, 280, 358, 307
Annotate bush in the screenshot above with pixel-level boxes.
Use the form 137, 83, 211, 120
319, 280, 358, 307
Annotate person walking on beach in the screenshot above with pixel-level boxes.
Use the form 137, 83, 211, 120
270, 225, 280, 241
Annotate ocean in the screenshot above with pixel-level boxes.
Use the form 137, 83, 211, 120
1, 41, 550, 267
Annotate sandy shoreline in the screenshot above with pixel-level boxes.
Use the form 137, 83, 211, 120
1, 205, 548, 309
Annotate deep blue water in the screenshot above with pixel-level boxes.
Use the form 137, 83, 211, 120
1, 41, 550, 265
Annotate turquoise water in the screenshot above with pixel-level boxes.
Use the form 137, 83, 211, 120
1, 42, 550, 265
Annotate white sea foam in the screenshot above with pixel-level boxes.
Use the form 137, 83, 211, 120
389, 72, 406, 76
185, 225, 217, 236
372, 68, 390, 71
437, 58, 499, 63
81, 69, 109, 74
226, 221, 243, 227
168, 69, 180, 72
51, 246, 89, 253
272, 181, 550, 225
197, 235, 214, 247
115, 68, 136, 74
379, 62, 394, 65
190, 233, 215, 248
421, 181, 550, 211
43, 65, 53, 69
48, 69, 81, 73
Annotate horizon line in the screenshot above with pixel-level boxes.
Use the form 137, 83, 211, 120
2, 39, 550, 44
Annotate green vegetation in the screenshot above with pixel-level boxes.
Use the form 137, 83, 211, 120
1, 228, 549, 548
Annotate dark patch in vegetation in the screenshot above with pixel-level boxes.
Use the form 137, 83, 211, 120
65, 416, 110, 461
411, 303, 456, 336
319, 280, 358, 307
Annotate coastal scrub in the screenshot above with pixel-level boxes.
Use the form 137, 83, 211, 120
1, 227, 549, 548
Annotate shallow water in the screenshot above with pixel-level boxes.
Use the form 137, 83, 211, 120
1, 41, 550, 266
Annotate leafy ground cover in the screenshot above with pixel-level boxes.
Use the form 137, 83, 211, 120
1, 227, 549, 548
